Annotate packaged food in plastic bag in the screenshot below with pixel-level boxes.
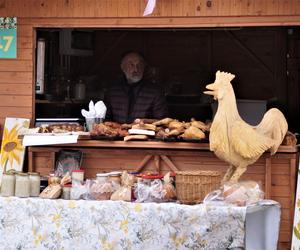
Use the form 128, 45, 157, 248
111, 171, 135, 201
55, 150, 83, 177
134, 178, 164, 203
39, 184, 62, 199
87, 179, 113, 200
70, 179, 88, 200
162, 172, 176, 201
223, 181, 264, 206
204, 180, 264, 206
60, 172, 71, 185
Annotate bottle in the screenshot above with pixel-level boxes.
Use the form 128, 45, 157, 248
75, 80, 86, 100
36, 38, 46, 94
65, 79, 71, 100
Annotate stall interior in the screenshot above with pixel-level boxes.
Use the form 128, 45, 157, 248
35, 27, 300, 132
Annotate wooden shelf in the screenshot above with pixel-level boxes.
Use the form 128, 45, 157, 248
35, 99, 87, 104
28, 139, 298, 153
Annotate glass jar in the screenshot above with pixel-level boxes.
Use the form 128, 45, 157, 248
96, 173, 109, 184
15, 173, 30, 198
1, 172, 15, 197
62, 184, 72, 200
108, 171, 122, 191
72, 170, 84, 184
48, 173, 61, 185
108, 172, 122, 186
29, 172, 41, 197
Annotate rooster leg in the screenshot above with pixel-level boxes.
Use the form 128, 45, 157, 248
222, 165, 236, 183
229, 166, 247, 182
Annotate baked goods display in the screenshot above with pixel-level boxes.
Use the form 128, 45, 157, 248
19, 123, 85, 135
90, 117, 210, 142
90, 122, 129, 139
152, 117, 209, 141
39, 123, 84, 133
20, 117, 295, 146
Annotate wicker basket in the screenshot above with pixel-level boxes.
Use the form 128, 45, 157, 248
175, 170, 221, 204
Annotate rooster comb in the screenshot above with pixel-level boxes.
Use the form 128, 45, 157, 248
215, 70, 235, 83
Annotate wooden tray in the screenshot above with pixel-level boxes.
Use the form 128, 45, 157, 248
180, 137, 209, 143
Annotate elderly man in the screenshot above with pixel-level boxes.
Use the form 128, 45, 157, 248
104, 52, 168, 123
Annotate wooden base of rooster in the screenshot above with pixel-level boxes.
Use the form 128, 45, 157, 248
204, 71, 288, 183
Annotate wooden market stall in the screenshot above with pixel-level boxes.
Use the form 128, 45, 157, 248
0, 1, 300, 249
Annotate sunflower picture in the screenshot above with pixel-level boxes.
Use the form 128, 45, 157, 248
292, 163, 300, 248
0, 118, 30, 178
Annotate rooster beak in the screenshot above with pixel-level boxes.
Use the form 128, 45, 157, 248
203, 90, 214, 95
203, 83, 216, 96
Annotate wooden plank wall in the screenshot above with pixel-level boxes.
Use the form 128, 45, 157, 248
0, 24, 34, 128
0, 0, 299, 18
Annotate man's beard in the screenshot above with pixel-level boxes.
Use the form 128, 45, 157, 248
126, 73, 143, 84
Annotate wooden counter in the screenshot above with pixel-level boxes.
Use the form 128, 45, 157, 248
28, 141, 298, 249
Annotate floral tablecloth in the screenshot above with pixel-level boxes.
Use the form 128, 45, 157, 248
0, 197, 248, 249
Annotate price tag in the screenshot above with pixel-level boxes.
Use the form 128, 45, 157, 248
0, 17, 17, 58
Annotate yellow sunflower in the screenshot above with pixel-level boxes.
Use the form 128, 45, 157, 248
0, 123, 24, 172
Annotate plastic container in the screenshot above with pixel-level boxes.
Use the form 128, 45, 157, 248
85, 117, 103, 132
29, 172, 41, 197
62, 184, 72, 200
1, 172, 15, 197
72, 169, 85, 184
15, 173, 30, 198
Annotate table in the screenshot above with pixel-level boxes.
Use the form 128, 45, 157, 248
28, 143, 296, 249
0, 197, 280, 250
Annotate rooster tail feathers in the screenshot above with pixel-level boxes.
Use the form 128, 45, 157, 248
255, 108, 288, 155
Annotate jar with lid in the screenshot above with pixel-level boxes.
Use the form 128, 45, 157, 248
108, 171, 122, 191
72, 170, 85, 184
28, 172, 41, 197
48, 173, 61, 185
62, 184, 72, 200
15, 173, 30, 198
96, 173, 109, 184
139, 173, 163, 186
1, 172, 15, 197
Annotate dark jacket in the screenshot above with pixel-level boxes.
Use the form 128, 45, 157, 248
104, 78, 168, 123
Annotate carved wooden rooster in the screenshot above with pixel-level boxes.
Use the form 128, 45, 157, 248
204, 71, 288, 182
